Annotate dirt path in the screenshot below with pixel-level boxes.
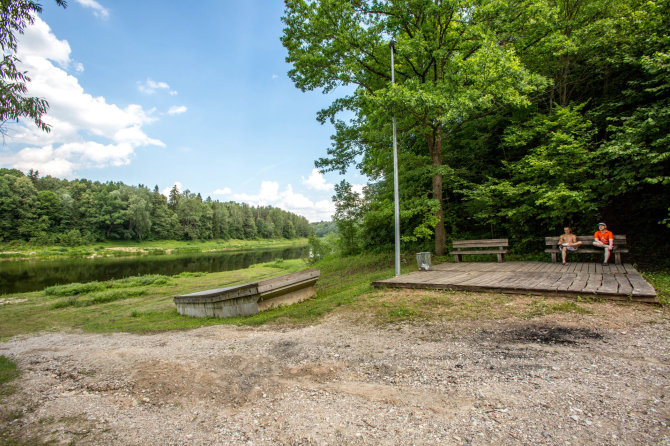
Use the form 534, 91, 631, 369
1, 301, 669, 445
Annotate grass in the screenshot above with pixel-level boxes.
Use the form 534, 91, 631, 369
643, 270, 670, 305
0, 238, 308, 261
0, 254, 665, 341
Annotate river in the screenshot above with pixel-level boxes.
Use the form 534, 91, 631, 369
0, 246, 308, 294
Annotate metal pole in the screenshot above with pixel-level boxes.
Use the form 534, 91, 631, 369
390, 41, 400, 277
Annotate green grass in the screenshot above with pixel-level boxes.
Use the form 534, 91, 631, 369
0, 356, 19, 390
643, 270, 670, 305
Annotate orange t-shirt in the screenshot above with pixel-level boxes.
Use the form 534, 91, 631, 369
594, 230, 614, 244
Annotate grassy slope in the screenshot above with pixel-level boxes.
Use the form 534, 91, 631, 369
0, 254, 667, 341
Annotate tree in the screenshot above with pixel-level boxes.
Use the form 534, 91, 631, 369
1, 0, 67, 136
282, 0, 544, 254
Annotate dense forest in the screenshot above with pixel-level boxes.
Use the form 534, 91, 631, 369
283, 0, 669, 263
0, 169, 311, 244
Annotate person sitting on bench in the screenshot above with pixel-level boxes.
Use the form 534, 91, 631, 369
593, 222, 614, 265
558, 226, 582, 265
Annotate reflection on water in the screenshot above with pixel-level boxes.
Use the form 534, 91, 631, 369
0, 247, 308, 294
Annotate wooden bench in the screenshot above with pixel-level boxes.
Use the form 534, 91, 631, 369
545, 235, 628, 264
173, 269, 320, 318
450, 239, 508, 263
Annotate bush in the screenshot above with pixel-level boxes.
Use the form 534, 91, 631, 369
306, 233, 336, 264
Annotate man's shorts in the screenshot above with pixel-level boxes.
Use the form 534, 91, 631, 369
559, 245, 577, 251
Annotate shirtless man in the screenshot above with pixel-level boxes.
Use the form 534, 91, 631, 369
558, 226, 582, 265
593, 222, 614, 265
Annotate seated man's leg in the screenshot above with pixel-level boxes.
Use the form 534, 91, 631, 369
593, 241, 612, 263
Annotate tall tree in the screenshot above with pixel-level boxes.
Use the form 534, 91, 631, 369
282, 0, 544, 254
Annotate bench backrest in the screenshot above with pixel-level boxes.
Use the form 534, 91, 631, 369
545, 235, 627, 245
452, 238, 509, 249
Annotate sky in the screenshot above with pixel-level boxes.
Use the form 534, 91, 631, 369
0, 0, 367, 222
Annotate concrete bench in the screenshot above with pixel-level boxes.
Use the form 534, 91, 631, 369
174, 269, 320, 318
450, 239, 508, 263
545, 235, 628, 264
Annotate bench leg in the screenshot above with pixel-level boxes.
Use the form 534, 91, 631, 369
614, 252, 622, 264
453, 254, 461, 263
497, 253, 503, 263
551, 252, 557, 263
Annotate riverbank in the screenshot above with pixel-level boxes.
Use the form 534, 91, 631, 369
1, 254, 667, 342
0, 238, 307, 261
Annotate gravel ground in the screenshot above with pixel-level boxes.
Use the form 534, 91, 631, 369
1, 299, 669, 445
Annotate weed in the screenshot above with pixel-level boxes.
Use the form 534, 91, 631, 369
387, 305, 418, 322
52, 289, 147, 308
0, 356, 19, 388
175, 272, 206, 278
45, 281, 106, 296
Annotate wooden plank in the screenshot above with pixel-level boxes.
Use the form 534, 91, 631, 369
448, 249, 509, 255
528, 273, 562, 290
614, 274, 633, 295
568, 274, 589, 292
458, 271, 511, 287
626, 274, 657, 297
623, 263, 636, 274
555, 273, 577, 291
430, 271, 478, 285
452, 239, 508, 247
597, 274, 619, 294
494, 271, 538, 289
583, 274, 602, 293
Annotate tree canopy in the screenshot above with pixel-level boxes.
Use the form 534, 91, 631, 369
0, 169, 311, 244
282, 0, 670, 264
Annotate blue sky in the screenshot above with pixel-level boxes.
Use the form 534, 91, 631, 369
0, 0, 366, 221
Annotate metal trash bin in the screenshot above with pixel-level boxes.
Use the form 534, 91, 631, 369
416, 252, 431, 271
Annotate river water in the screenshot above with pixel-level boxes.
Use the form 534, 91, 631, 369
0, 246, 308, 294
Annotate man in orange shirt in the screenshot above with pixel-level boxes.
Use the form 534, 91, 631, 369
593, 222, 614, 265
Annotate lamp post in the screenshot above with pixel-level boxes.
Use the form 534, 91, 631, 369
390, 40, 400, 277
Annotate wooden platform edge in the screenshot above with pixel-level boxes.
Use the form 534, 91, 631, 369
371, 280, 659, 304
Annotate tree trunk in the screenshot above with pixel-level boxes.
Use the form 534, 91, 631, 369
426, 129, 446, 255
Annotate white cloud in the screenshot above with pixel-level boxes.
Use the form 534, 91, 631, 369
302, 168, 334, 191
352, 183, 365, 195
3, 17, 164, 177
212, 187, 232, 196
167, 105, 188, 116
74, 62, 85, 73
73, 0, 109, 19
137, 78, 173, 95
272, 74, 279, 79
230, 181, 335, 222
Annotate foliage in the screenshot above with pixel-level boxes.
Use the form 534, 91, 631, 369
282, 0, 670, 263
283, 0, 546, 254
0, 0, 66, 136
305, 232, 336, 264
0, 172, 311, 244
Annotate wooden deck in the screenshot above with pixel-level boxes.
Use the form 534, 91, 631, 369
372, 262, 658, 303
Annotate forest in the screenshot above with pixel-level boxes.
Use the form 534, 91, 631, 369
282, 0, 669, 263
0, 169, 311, 244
